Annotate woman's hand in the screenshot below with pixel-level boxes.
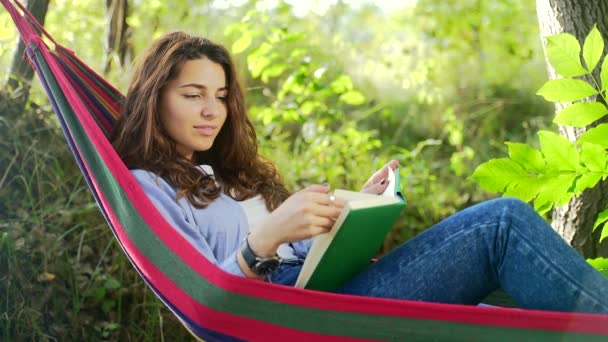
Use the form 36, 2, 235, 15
248, 184, 345, 257
360, 160, 399, 195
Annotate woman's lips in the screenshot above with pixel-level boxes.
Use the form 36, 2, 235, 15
194, 125, 217, 136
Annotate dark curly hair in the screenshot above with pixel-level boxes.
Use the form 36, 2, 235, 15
111, 31, 289, 210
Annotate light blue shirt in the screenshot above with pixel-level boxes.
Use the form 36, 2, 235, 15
131, 169, 312, 277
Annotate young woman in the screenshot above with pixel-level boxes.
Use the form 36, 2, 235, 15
111, 31, 608, 313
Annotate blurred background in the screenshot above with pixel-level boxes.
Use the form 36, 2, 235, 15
0, 0, 556, 340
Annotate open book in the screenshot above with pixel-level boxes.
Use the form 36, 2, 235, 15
294, 167, 407, 291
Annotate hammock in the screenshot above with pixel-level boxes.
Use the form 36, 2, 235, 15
3, 1, 608, 340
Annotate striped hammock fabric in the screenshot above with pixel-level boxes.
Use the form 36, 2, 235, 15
4, 1, 608, 340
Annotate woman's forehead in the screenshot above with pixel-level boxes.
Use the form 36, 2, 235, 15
172, 58, 226, 89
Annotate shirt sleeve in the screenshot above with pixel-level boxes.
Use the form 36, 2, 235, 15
132, 170, 246, 277
292, 238, 313, 259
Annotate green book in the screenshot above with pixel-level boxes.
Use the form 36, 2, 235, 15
294, 168, 406, 292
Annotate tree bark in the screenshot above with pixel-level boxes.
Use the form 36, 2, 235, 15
536, 0, 608, 257
104, 0, 132, 73
5, 0, 50, 109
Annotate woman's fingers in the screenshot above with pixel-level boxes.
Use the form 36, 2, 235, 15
368, 179, 391, 194
370, 165, 389, 184
309, 215, 337, 230
371, 160, 399, 184
388, 159, 399, 170
302, 184, 331, 194
312, 202, 344, 219
301, 190, 346, 208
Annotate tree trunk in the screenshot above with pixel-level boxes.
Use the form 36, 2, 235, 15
5, 0, 50, 109
536, 0, 608, 257
104, 0, 132, 73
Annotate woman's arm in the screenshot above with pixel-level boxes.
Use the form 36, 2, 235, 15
132, 170, 248, 277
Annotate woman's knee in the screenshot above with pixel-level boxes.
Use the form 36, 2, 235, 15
473, 197, 540, 232
485, 197, 535, 217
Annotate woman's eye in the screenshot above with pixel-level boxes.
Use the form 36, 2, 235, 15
217, 96, 228, 102
184, 94, 200, 99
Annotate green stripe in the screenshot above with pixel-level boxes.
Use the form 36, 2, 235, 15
36, 49, 606, 341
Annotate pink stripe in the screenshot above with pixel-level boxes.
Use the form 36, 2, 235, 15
33, 34, 608, 336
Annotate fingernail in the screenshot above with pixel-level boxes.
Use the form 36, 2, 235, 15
380, 179, 386, 185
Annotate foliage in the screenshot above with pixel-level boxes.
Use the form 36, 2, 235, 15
588, 257, 608, 278
0, 94, 194, 341
472, 25, 608, 242
1, 0, 557, 340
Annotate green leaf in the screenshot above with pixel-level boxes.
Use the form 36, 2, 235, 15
331, 75, 353, 93
538, 131, 579, 171
506, 142, 545, 172
470, 158, 528, 193
261, 63, 287, 82
102, 300, 116, 314
578, 124, 608, 148
554, 102, 608, 127
594, 208, 608, 230
601, 57, 608, 91
596, 210, 608, 243
503, 176, 543, 202
232, 33, 252, 54
534, 174, 577, 208
583, 25, 604, 72
340, 91, 366, 105
587, 257, 608, 277
601, 225, 608, 243
580, 142, 607, 172
574, 173, 602, 194
249, 56, 271, 78
300, 101, 317, 115
588, 257, 608, 268
546, 33, 588, 77
104, 278, 120, 290
247, 43, 272, 77
537, 79, 598, 102
249, 42, 272, 57
534, 200, 554, 216
93, 287, 106, 301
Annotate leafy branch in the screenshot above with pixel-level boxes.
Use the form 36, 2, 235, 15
471, 25, 608, 242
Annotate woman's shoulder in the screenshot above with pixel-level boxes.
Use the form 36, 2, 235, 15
130, 169, 176, 193
130, 168, 160, 181
130, 168, 156, 177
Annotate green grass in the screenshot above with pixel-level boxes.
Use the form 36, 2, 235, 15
0, 94, 194, 341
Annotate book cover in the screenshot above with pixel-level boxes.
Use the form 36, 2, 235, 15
294, 168, 406, 291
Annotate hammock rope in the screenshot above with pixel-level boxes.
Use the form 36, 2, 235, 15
3, 0, 608, 340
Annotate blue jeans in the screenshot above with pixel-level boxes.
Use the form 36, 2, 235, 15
268, 198, 608, 313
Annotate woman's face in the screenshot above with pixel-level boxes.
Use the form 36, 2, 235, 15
159, 58, 228, 160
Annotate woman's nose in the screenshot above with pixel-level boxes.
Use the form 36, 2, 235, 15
201, 97, 219, 118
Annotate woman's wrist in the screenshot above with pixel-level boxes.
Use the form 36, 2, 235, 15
247, 228, 280, 257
